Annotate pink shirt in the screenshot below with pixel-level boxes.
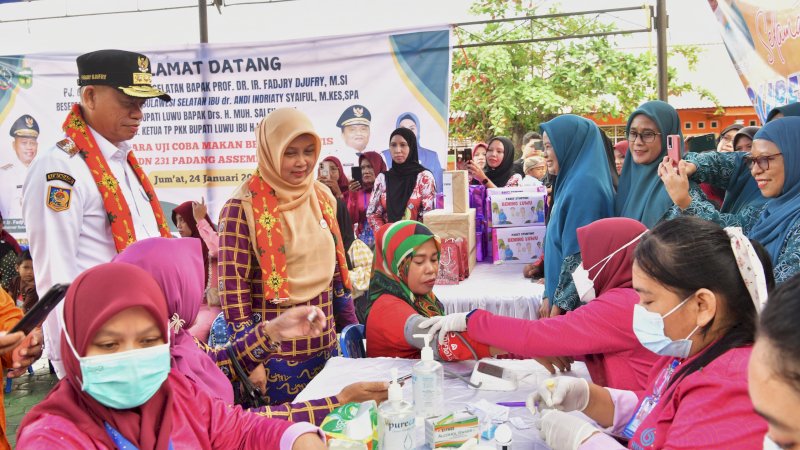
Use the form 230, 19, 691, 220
467, 287, 658, 391
582, 346, 767, 449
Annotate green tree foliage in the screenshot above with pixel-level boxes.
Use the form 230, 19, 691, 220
450, 0, 719, 148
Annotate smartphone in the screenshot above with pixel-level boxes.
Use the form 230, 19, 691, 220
10, 283, 70, 335
350, 166, 363, 184
461, 148, 472, 163
476, 361, 514, 380
667, 134, 682, 168
319, 163, 329, 179
687, 133, 716, 153
532, 140, 544, 151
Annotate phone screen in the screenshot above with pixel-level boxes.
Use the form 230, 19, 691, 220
461, 148, 472, 163
10, 283, 70, 335
319, 163, 329, 179
477, 361, 505, 378
351, 166, 363, 184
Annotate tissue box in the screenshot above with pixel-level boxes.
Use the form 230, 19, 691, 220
320, 401, 378, 449
425, 412, 480, 448
442, 170, 469, 213
486, 190, 546, 228
491, 226, 546, 264
424, 209, 476, 274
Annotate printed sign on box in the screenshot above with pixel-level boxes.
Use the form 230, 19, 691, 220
486, 191, 546, 228
491, 226, 546, 264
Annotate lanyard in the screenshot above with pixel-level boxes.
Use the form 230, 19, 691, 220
621, 359, 680, 439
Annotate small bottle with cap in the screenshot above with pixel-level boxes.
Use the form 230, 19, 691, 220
412, 334, 444, 419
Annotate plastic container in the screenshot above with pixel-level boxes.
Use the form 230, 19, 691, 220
412, 334, 444, 419
377, 368, 415, 450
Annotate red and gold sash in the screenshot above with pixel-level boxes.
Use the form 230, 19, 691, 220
63, 104, 172, 252
248, 174, 351, 302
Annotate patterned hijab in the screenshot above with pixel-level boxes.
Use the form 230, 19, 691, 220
365, 220, 443, 320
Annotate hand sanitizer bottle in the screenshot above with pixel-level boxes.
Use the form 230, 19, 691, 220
412, 334, 444, 419
378, 368, 415, 450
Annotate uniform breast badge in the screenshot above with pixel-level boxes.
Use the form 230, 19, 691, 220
47, 185, 72, 212
56, 138, 79, 157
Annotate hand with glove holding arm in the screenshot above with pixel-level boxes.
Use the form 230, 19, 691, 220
418, 311, 468, 344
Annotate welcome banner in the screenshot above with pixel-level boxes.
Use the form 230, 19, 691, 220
0, 27, 452, 240
709, 0, 800, 123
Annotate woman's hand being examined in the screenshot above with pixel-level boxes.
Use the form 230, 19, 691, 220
336, 381, 390, 404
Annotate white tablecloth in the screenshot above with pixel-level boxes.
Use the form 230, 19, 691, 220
295, 357, 592, 449
434, 262, 544, 320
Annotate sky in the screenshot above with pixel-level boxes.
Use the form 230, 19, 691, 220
0, 0, 746, 106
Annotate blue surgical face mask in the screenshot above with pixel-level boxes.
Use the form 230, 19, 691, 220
63, 317, 171, 410
632, 296, 700, 359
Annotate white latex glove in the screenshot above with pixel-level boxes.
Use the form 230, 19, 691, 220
537, 410, 601, 450
528, 376, 590, 412
418, 312, 468, 344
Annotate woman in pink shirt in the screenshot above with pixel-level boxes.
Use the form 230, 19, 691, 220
749, 273, 800, 449
422, 217, 659, 391
533, 216, 771, 450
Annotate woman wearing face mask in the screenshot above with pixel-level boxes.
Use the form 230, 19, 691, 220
217, 108, 357, 405
749, 273, 800, 450
366, 128, 435, 230
616, 100, 715, 228
117, 238, 389, 424
531, 216, 771, 450
468, 137, 522, 188
16, 263, 326, 449
660, 117, 800, 284
422, 217, 659, 389
347, 151, 386, 248
364, 221, 494, 361
538, 115, 615, 317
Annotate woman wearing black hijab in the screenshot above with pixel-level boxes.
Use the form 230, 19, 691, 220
468, 137, 522, 188
366, 128, 436, 229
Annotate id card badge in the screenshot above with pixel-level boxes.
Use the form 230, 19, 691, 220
621, 395, 657, 438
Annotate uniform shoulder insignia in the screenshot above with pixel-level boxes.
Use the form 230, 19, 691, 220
56, 138, 79, 157
0, 163, 11, 170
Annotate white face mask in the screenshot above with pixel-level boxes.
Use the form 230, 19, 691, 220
632, 296, 700, 359
572, 230, 648, 303
763, 435, 782, 450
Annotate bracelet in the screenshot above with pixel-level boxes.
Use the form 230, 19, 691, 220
260, 322, 283, 352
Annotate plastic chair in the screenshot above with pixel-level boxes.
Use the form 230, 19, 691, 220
339, 324, 366, 358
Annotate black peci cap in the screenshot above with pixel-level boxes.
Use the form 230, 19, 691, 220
336, 104, 371, 129
76, 49, 171, 101
9, 114, 39, 138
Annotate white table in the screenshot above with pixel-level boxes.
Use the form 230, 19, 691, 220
434, 262, 544, 320
295, 357, 592, 449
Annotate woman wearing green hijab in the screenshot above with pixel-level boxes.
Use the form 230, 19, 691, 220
615, 101, 715, 228
364, 220, 493, 360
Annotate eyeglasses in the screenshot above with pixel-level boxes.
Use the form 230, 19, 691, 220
744, 153, 783, 170
627, 131, 661, 144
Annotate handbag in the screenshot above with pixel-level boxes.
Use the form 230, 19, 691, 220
225, 345, 268, 408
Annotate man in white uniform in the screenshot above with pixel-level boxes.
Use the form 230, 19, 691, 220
23, 49, 173, 378
0, 114, 39, 223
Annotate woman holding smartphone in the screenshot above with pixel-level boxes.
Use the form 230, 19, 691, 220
615, 100, 713, 228
347, 151, 386, 248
